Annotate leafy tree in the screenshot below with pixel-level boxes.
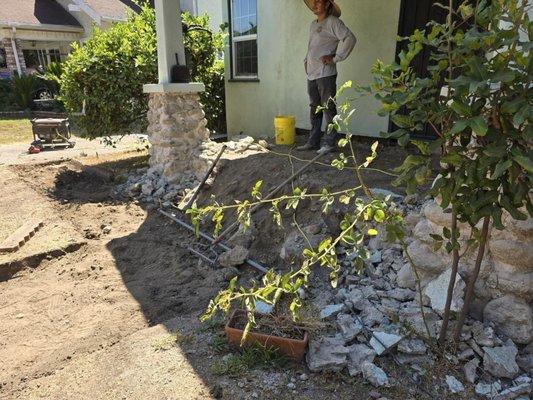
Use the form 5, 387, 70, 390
197, 0, 531, 347
369, 0, 531, 342
60, 3, 226, 139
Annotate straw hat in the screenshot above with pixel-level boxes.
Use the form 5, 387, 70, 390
303, 0, 341, 18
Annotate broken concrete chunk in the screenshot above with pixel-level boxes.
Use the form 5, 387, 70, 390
483, 343, 519, 379
458, 348, 475, 361
386, 288, 416, 302
369, 250, 382, 264
337, 314, 363, 341
280, 228, 326, 264
369, 331, 402, 355
306, 336, 350, 372
483, 295, 533, 345
218, 245, 249, 267
493, 382, 533, 400
398, 305, 440, 337
398, 338, 427, 355
347, 344, 376, 376
445, 375, 465, 394
472, 322, 497, 347
255, 301, 274, 315
463, 357, 479, 384
361, 362, 390, 387
475, 381, 502, 398
423, 269, 465, 316
361, 303, 386, 327
369, 188, 403, 202
320, 304, 345, 320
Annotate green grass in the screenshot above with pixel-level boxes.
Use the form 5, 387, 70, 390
211, 342, 292, 377
0, 119, 33, 145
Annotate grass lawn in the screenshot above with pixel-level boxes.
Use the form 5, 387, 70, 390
0, 119, 34, 145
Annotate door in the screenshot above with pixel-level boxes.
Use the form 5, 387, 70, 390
390, 0, 458, 139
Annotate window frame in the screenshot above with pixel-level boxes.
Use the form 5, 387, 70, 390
228, 0, 259, 80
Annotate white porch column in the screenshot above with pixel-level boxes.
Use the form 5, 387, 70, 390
142, 1, 215, 192
154, 0, 186, 84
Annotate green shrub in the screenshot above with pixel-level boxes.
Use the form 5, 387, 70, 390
60, 3, 226, 139
183, 12, 227, 134
0, 79, 11, 111
9, 74, 39, 110
35, 61, 63, 96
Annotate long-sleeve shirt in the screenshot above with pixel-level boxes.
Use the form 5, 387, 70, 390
305, 15, 356, 81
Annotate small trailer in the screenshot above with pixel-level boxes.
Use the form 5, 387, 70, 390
29, 118, 75, 152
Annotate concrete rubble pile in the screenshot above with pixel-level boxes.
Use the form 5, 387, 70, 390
117, 135, 267, 207
292, 193, 532, 397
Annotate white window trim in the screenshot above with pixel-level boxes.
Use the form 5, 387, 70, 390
230, 0, 258, 79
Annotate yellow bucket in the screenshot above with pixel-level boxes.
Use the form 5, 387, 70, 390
274, 115, 296, 145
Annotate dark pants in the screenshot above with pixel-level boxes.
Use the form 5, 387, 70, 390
307, 75, 339, 147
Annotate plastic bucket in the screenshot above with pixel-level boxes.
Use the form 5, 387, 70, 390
274, 115, 296, 145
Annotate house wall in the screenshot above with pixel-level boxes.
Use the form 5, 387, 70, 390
223, 0, 402, 139
181, 0, 224, 32
195, 0, 224, 31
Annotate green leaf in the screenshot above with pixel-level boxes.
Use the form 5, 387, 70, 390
374, 209, 385, 223
469, 116, 488, 136
367, 229, 378, 236
450, 100, 472, 117
513, 154, 533, 174
467, 57, 488, 81
490, 160, 512, 179
391, 114, 413, 129
251, 180, 263, 199
491, 70, 515, 83
450, 120, 469, 135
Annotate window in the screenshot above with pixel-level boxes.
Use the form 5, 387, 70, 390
230, 0, 258, 78
22, 49, 61, 69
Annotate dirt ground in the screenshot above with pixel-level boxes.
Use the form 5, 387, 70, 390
0, 139, 459, 400
0, 134, 147, 166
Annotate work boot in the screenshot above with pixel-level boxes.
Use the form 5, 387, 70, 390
316, 144, 335, 155
296, 143, 319, 151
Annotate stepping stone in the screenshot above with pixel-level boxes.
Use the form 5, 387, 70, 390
0, 219, 44, 252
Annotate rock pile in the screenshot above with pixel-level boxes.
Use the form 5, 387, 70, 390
117, 136, 268, 206
404, 200, 533, 345
303, 194, 532, 397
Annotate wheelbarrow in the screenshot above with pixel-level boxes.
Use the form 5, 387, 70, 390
29, 118, 75, 152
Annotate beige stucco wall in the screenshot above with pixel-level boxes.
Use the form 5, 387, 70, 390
224, 0, 401, 139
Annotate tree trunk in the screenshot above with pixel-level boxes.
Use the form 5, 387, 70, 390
453, 216, 491, 342
438, 210, 460, 344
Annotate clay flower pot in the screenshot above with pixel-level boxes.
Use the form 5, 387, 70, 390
224, 309, 309, 362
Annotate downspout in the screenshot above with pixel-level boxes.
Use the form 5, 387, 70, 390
10, 27, 22, 76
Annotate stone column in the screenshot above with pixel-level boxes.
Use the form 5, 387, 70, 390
2, 38, 23, 76
146, 91, 213, 186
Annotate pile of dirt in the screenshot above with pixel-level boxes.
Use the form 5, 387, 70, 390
1, 141, 454, 400
196, 140, 418, 269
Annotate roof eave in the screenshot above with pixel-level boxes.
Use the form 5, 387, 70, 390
0, 22, 85, 33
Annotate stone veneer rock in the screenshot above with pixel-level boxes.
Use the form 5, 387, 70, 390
146, 92, 213, 186
405, 200, 533, 345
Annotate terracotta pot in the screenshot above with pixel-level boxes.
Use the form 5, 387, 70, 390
224, 309, 309, 362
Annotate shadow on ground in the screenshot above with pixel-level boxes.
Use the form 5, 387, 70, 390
7, 140, 445, 399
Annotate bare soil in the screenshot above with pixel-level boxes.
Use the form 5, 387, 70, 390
0, 140, 464, 400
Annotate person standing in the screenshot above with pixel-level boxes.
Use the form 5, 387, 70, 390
298, 0, 356, 155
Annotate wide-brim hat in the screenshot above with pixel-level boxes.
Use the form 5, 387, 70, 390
303, 0, 341, 18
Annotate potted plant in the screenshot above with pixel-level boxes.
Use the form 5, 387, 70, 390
225, 309, 309, 361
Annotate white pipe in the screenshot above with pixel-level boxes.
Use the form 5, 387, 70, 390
10, 27, 22, 75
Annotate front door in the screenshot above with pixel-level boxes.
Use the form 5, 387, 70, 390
390, 0, 457, 139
